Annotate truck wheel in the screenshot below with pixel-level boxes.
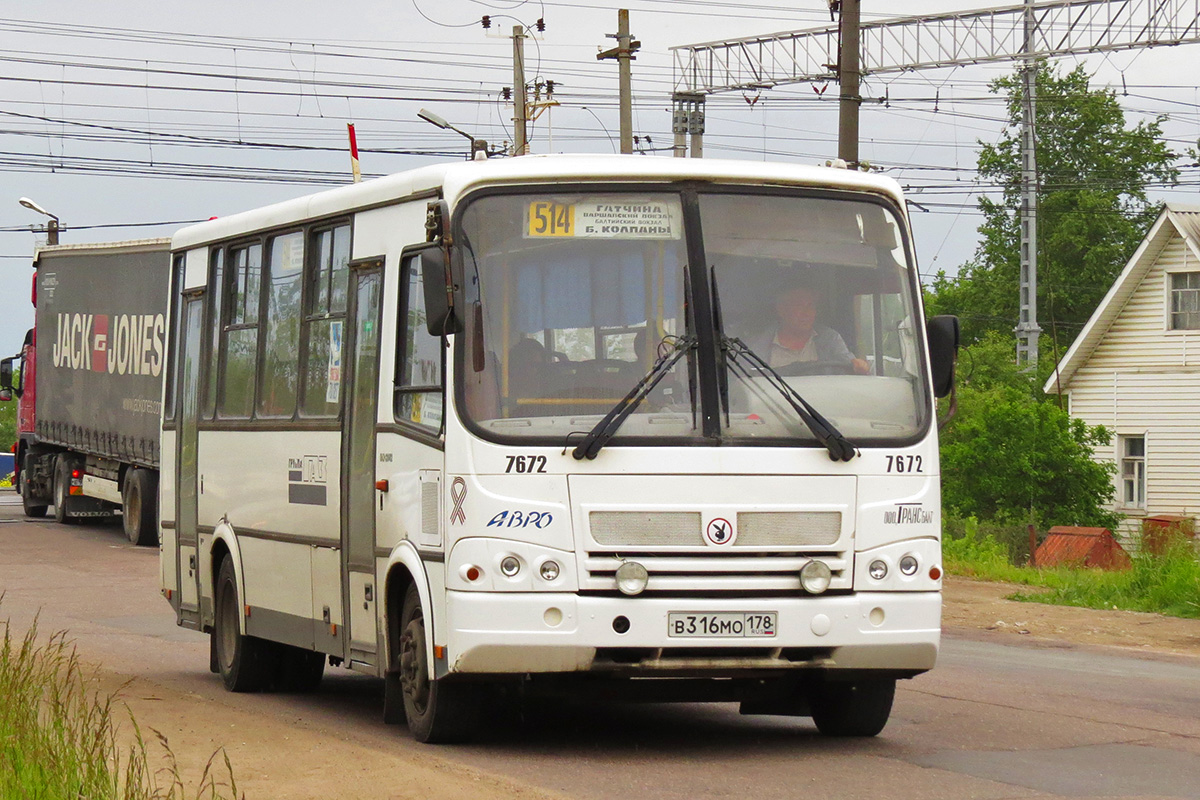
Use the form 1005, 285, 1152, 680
213, 556, 272, 692
396, 583, 478, 742
810, 677, 896, 737
121, 469, 158, 546
20, 469, 47, 518
53, 456, 78, 525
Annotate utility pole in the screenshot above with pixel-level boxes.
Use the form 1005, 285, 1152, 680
1015, 0, 1042, 367
837, 0, 861, 167
513, 25, 529, 156
598, 9, 641, 154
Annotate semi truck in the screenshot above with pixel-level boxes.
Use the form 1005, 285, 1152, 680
1, 238, 172, 545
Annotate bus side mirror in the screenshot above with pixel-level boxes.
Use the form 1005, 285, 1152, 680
926, 315, 960, 399
418, 245, 464, 336
0, 357, 13, 395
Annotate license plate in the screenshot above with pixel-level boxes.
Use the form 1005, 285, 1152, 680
667, 612, 777, 638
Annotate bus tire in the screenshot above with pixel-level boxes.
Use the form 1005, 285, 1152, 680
122, 469, 158, 546
810, 677, 896, 737
397, 583, 478, 743
272, 644, 324, 693
213, 556, 273, 692
53, 456, 78, 525
20, 469, 47, 518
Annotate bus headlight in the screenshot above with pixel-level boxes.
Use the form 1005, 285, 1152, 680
499, 556, 522, 577
799, 560, 832, 594
869, 560, 888, 580
899, 555, 919, 576
615, 561, 649, 596
539, 560, 560, 581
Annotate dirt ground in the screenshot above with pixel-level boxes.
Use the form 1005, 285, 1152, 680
941, 575, 1200, 657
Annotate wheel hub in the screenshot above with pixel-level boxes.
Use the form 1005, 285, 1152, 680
399, 617, 430, 714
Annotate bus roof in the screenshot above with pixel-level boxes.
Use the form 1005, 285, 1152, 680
171, 154, 908, 250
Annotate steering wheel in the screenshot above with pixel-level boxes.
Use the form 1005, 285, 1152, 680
773, 360, 857, 377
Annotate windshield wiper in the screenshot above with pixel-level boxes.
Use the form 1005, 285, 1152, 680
570, 336, 698, 461
722, 337, 858, 462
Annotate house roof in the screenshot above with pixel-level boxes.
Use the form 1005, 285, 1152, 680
1045, 203, 1200, 394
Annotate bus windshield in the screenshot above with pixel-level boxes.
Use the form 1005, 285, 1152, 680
458, 188, 928, 447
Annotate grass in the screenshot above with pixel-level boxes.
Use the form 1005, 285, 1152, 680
944, 521, 1200, 619
0, 607, 241, 800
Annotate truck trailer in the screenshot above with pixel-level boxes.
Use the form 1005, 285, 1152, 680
1, 238, 172, 545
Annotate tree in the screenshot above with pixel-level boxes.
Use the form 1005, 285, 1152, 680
926, 62, 1179, 350
0, 397, 14, 462
939, 333, 1119, 529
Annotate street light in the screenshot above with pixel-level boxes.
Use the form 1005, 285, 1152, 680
417, 109, 490, 160
18, 197, 60, 245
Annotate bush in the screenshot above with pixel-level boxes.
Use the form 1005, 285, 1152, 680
1017, 538, 1200, 618
0, 611, 240, 799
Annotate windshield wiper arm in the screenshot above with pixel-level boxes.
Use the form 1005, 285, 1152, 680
571, 336, 697, 461
723, 337, 858, 462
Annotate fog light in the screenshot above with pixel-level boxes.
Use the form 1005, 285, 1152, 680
615, 561, 648, 596
799, 560, 832, 594
499, 556, 521, 577
539, 560, 560, 581
869, 560, 888, 580
899, 555, 919, 576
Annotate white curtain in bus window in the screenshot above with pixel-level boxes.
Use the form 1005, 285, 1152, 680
202, 247, 224, 418
219, 244, 261, 418
459, 193, 698, 439
259, 232, 304, 417
301, 225, 350, 416
396, 253, 443, 431
700, 193, 926, 442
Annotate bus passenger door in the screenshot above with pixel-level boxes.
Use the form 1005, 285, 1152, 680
342, 263, 382, 668
175, 293, 205, 625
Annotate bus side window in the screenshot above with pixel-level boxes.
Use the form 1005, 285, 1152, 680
300, 225, 350, 417
218, 244, 261, 419
395, 253, 445, 433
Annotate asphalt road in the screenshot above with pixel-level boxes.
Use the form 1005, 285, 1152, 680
2, 495, 1199, 800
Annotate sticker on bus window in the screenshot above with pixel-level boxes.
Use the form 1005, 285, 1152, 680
525, 199, 682, 240
326, 320, 343, 405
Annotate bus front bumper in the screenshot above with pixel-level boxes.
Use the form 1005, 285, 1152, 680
443, 591, 940, 676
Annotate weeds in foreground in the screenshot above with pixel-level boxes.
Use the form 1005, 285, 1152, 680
0, 609, 242, 799
943, 520, 1200, 619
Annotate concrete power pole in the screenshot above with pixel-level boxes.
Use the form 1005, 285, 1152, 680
598, 9, 641, 155
1015, 0, 1042, 367
837, 0, 861, 167
513, 25, 529, 156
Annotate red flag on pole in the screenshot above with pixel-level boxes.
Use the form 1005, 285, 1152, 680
347, 123, 361, 183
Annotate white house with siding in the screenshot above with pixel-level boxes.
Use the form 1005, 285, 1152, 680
1044, 203, 1200, 540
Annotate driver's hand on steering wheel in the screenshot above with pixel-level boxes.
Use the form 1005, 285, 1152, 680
851, 357, 870, 375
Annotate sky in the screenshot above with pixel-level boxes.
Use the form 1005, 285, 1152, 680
2, 0, 1199, 351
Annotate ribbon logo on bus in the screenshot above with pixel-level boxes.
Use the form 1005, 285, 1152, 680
449, 477, 467, 525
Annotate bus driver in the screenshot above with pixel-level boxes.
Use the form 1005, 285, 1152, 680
748, 283, 870, 374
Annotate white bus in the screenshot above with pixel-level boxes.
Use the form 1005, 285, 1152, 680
161, 154, 959, 742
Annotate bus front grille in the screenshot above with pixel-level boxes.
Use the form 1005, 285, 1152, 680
588, 510, 843, 548
581, 552, 851, 593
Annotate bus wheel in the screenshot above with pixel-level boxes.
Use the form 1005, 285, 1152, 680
397, 583, 478, 743
810, 677, 896, 737
272, 644, 324, 693
53, 456, 78, 524
213, 557, 272, 692
121, 469, 158, 546
20, 469, 47, 518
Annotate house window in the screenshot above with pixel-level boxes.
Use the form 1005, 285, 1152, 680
1170, 272, 1200, 330
1120, 435, 1145, 509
